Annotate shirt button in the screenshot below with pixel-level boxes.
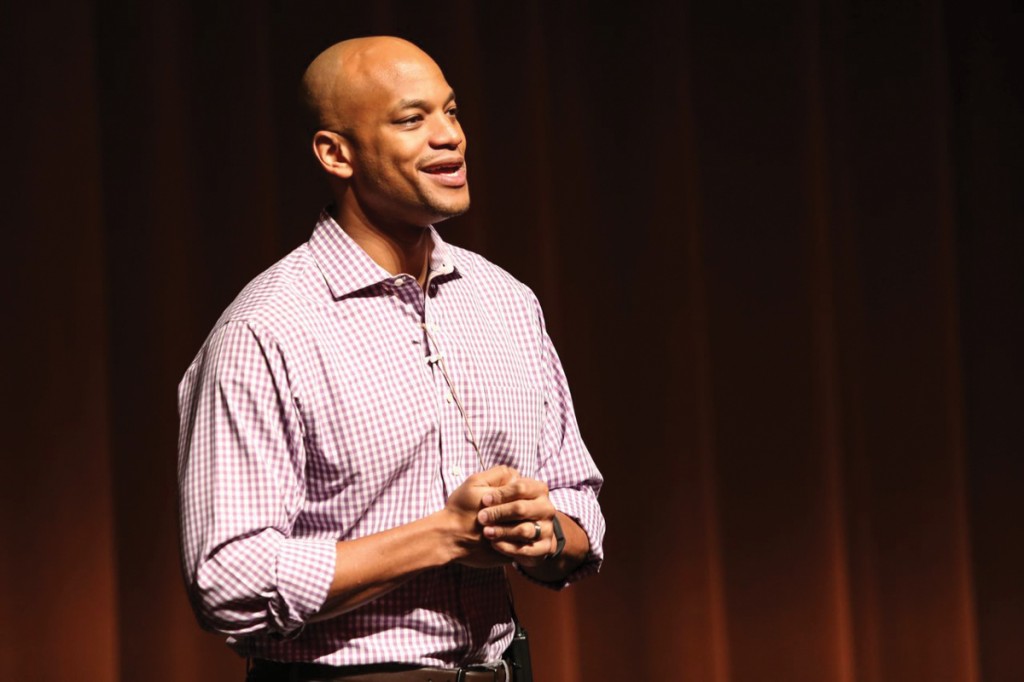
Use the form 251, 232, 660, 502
393, 276, 407, 286
445, 391, 454, 404
451, 465, 463, 477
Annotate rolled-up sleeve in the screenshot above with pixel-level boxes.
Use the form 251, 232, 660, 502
527, 296, 606, 589
177, 320, 336, 636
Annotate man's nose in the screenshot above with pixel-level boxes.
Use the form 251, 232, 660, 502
430, 115, 463, 149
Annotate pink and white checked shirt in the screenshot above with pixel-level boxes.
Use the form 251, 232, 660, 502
177, 211, 604, 667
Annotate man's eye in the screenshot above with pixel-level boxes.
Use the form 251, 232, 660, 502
397, 115, 423, 126
446, 107, 459, 118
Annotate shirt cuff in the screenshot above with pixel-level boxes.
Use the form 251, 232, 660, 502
271, 537, 337, 635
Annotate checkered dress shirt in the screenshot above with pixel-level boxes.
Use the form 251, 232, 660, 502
177, 211, 604, 666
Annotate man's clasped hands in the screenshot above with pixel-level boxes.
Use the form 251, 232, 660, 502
444, 465, 560, 569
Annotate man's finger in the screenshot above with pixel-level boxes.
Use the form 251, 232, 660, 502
478, 497, 553, 526
478, 499, 530, 525
482, 477, 548, 507
475, 466, 519, 487
483, 520, 542, 544
490, 540, 549, 560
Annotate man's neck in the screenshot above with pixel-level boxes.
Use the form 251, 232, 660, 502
331, 204, 433, 286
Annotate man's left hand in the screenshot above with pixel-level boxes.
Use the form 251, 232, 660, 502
476, 477, 560, 569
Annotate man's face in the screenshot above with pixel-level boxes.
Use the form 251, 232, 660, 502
345, 53, 469, 228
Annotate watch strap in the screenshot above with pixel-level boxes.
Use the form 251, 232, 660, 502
549, 514, 566, 560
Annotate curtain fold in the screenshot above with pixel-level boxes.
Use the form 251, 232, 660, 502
1, 1, 118, 679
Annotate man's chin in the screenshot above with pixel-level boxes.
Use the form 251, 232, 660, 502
427, 199, 471, 224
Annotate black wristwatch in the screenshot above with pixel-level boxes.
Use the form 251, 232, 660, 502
549, 514, 566, 560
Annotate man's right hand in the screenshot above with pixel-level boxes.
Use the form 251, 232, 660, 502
442, 465, 520, 568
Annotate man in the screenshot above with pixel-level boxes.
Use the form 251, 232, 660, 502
177, 36, 605, 682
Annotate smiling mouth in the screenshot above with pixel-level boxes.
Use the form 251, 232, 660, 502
421, 161, 464, 175
420, 160, 468, 188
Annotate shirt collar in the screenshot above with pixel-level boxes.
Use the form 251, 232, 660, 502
308, 209, 459, 299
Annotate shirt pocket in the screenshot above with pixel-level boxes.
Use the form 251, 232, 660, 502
475, 383, 545, 478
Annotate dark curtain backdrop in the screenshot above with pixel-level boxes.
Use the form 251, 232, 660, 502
2, 1, 1021, 680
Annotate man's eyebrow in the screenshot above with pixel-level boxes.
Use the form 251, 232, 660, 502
393, 91, 457, 112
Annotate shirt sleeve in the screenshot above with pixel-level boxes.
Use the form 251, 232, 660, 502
522, 295, 606, 589
177, 320, 336, 637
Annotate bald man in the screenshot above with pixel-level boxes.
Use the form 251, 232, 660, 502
178, 37, 605, 682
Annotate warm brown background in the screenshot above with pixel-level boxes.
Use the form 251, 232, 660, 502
2, 1, 1021, 680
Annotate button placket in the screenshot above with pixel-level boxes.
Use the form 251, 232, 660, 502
423, 286, 462, 494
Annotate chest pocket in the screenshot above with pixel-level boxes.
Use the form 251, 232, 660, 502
473, 383, 545, 478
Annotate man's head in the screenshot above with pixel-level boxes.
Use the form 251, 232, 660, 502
301, 37, 469, 231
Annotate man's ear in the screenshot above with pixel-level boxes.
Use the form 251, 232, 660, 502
312, 131, 354, 179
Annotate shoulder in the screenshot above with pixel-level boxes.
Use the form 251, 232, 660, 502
221, 245, 324, 328
448, 244, 542, 313
187, 243, 327, 369
202, 242, 332, 344
443, 244, 553, 362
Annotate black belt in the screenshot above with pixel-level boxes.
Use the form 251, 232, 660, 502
247, 659, 509, 682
